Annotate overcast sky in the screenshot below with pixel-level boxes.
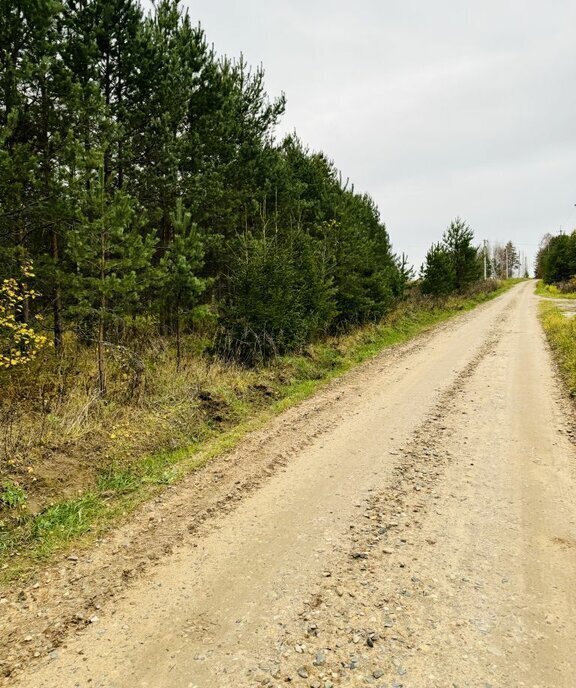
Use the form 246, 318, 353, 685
181, 0, 576, 271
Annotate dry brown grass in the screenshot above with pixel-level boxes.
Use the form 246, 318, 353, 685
0, 278, 515, 553
0, 334, 272, 515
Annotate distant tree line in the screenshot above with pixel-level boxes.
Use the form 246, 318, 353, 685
419, 221, 528, 296
0, 0, 410, 385
535, 231, 576, 288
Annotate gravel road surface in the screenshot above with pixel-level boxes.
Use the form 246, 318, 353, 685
4, 281, 575, 688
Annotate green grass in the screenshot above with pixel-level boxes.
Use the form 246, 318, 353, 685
97, 469, 141, 494
539, 301, 576, 397
535, 280, 576, 299
0, 280, 520, 581
0, 483, 27, 510
30, 494, 106, 557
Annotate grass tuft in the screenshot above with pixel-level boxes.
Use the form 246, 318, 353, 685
539, 301, 576, 396
97, 469, 141, 494
0, 482, 26, 510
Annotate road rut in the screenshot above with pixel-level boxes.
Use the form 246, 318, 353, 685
5, 281, 576, 687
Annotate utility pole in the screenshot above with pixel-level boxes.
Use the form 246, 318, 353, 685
483, 239, 488, 280
505, 245, 509, 279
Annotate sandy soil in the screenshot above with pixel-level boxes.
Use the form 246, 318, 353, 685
2, 281, 575, 687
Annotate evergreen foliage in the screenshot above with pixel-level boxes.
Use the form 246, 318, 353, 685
217, 230, 336, 363
0, 0, 409, 374
156, 200, 207, 367
535, 231, 576, 286
420, 218, 482, 296
420, 244, 455, 296
442, 218, 482, 291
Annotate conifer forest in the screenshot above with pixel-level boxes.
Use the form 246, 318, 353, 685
0, 0, 524, 538
0, 0, 414, 380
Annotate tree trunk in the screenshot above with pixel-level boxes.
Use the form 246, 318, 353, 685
97, 314, 106, 397
40, 73, 63, 352
104, 51, 112, 189
51, 229, 63, 353
17, 224, 30, 324
98, 201, 107, 396
175, 293, 181, 371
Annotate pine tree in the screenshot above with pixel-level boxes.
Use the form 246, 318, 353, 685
442, 218, 481, 291
540, 231, 576, 284
156, 200, 207, 369
0, 0, 77, 349
503, 241, 520, 278
92, 0, 143, 188
420, 243, 455, 296
66, 162, 156, 394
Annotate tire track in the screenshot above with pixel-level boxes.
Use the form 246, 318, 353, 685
3, 287, 528, 687
260, 303, 515, 687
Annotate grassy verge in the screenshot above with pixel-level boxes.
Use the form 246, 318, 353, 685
535, 280, 576, 299
0, 280, 520, 581
539, 301, 576, 397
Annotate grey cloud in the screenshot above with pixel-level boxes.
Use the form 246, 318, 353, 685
183, 0, 576, 269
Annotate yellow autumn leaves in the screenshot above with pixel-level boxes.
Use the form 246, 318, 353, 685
0, 261, 48, 369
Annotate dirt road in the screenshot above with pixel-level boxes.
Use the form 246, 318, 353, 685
5, 281, 576, 687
